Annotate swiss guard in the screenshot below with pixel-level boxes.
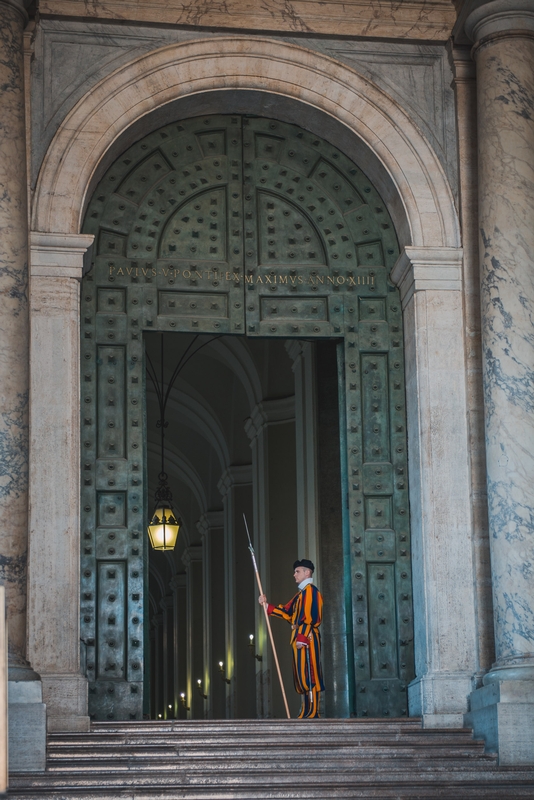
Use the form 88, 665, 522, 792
259, 559, 324, 718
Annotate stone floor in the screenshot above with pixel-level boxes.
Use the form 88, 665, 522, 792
8, 718, 534, 799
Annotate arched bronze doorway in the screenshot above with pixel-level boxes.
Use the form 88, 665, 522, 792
80, 115, 413, 721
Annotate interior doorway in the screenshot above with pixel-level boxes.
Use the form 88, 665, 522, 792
80, 113, 414, 722
145, 332, 345, 721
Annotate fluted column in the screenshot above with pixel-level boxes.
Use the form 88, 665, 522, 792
464, 0, 534, 765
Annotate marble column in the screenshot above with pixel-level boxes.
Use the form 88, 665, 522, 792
0, 586, 7, 792
464, 0, 534, 766
391, 246, 479, 727
0, 0, 46, 773
0, 0, 31, 680
28, 232, 93, 734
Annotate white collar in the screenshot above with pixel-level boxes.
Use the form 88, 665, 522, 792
298, 577, 314, 591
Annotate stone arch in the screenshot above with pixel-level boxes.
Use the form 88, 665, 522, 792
32, 37, 460, 250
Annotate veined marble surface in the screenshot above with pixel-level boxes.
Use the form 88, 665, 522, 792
0, 3, 30, 668
38, 0, 457, 40
477, 34, 534, 667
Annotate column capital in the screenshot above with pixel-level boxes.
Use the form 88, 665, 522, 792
465, 0, 534, 47
244, 397, 295, 442
448, 44, 476, 83
196, 511, 224, 537
390, 246, 464, 308
217, 465, 252, 498
30, 232, 94, 280
181, 545, 203, 568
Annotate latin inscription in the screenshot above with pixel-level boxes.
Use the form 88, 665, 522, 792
107, 264, 376, 286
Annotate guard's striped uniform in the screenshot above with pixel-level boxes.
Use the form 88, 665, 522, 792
268, 583, 324, 718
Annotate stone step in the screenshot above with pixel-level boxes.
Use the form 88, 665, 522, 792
9, 719, 534, 799
48, 744, 495, 766
45, 753, 499, 769
9, 767, 534, 799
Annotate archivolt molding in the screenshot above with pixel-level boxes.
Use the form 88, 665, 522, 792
32, 36, 460, 250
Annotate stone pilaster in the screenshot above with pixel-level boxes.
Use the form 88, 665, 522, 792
169, 574, 187, 719
464, 0, 534, 765
244, 400, 298, 719
197, 512, 225, 720
449, 43, 494, 681
284, 342, 319, 584
151, 613, 164, 719
0, 0, 46, 772
28, 232, 93, 734
217, 466, 253, 719
182, 546, 204, 719
392, 246, 479, 727
159, 594, 174, 719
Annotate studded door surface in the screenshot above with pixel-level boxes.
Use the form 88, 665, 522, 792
81, 115, 414, 720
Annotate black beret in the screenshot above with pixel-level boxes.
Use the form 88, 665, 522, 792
293, 559, 315, 572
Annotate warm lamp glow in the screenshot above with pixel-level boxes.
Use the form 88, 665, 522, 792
147, 501, 180, 551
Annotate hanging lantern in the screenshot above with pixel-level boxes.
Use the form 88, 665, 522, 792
147, 473, 181, 551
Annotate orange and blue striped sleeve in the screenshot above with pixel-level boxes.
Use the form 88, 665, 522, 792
267, 595, 298, 623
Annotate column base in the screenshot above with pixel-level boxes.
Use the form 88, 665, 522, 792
41, 673, 90, 732
408, 672, 473, 728
8, 680, 46, 773
466, 676, 534, 765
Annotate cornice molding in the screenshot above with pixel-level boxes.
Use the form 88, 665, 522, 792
181, 545, 203, 568
217, 465, 253, 497
244, 397, 296, 442
196, 511, 225, 537
30, 231, 94, 280
391, 246, 464, 308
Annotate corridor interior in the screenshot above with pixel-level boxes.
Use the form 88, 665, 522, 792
145, 332, 343, 720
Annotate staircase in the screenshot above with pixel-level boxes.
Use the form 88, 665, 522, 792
8, 719, 534, 799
